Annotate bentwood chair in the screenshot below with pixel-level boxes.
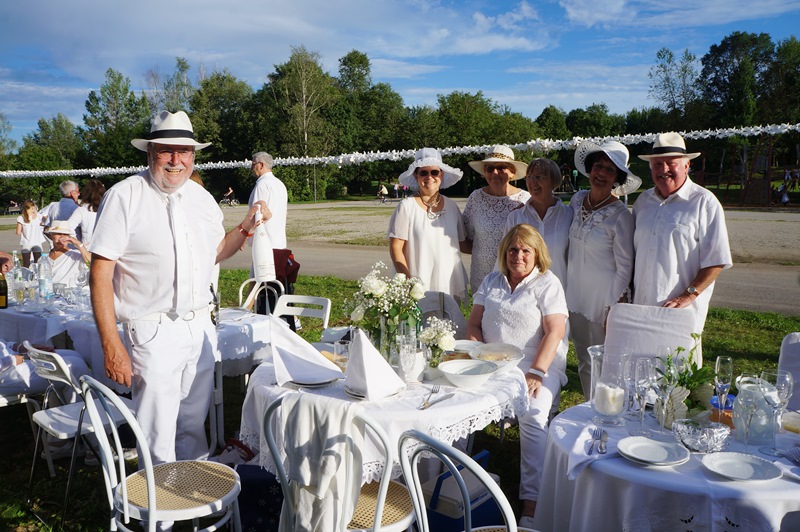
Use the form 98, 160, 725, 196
80, 375, 242, 532
398, 430, 536, 532
264, 395, 415, 531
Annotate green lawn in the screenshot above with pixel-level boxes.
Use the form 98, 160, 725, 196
1, 271, 798, 530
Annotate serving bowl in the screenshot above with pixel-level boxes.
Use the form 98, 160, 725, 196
438, 359, 498, 389
469, 342, 523, 373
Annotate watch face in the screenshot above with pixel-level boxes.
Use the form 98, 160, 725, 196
687, 287, 697, 294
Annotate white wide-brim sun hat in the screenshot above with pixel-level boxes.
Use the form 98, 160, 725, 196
131, 110, 211, 151
574, 140, 642, 196
468, 144, 527, 180
398, 148, 464, 190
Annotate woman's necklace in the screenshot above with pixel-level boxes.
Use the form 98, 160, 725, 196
580, 191, 614, 223
419, 192, 443, 220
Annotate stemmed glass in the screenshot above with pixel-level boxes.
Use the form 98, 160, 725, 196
759, 369, 794, 456
629, 358, 656, 436
714, 356, 733, 423
72, 260, 89, 309
652, 352, 680, 438
736, 376, 758, 453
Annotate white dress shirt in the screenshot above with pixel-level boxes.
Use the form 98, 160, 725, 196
248, 171, 288, 249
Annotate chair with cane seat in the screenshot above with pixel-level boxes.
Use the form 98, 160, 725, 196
80, 375, 242, 532
264, 395, 415, 531
273, 294, 331, 330
398, 429, 538, 532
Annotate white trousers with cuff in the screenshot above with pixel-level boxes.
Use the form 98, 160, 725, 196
518, 368, 562, 502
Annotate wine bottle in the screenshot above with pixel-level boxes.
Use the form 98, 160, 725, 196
251, 206, 276, 282
0, 272, 7, 309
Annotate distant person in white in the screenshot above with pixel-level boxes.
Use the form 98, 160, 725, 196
40, 180, 80, 228
632, 132, 732, 334
66, 179, 106, 246
248, 152, 287, 250
42, 221, 90, 288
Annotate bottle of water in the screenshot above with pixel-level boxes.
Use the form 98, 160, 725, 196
37, 258, 53, 300
251, 206, 276, 282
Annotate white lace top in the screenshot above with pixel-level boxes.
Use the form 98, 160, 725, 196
463, 188, 530, 294
474, 269, 569, 379
566, 190, 635, 324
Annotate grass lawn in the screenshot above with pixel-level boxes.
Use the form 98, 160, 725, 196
1, 270, 798, 530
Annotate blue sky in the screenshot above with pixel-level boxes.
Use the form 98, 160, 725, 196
1, 0, 799, 148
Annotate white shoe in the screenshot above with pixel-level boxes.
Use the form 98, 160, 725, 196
519, 515, 537, 530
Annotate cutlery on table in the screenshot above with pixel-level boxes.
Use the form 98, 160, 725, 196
588, 427, 602, 456
781, 447, 800, 466
598, 430, 609, 455
420, 392, 455, 410
418, 384, 440, 410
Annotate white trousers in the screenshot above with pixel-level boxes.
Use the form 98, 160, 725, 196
569, 312, 607, 401
519, 369, 562, 502
0, 349, 88, 402
123, 315, 216, 465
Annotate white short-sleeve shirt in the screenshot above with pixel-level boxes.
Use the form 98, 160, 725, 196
248, 171, 288, 249
632, 177, 732, 328
474, 269, 569, 377
44, 249, 84, 288
67, 204, 98, 246
16, 213, 46, 249
91, 172, 225, 322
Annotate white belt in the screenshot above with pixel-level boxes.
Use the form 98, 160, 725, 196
130, 305, 212, 323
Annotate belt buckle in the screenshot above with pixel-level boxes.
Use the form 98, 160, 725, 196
183, 310, 196, 320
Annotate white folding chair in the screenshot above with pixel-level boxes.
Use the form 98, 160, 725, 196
80, 375, 242, 532
779, 332, 800, 411
264, 395, 415, 531
604, 303, 701, 365
273, 294, 331, 330
398, 429, 535, 532
24, 342, 133, 529
418, 291, 467, 339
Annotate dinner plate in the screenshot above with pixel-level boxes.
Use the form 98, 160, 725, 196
344, 386, 366, 400
701, 452, 782, 481
288, 377, 339, 388
617, 436, 691, 466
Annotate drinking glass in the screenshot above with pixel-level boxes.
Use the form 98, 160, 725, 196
333, 340, 350, 372
714, 356, 733, 423
629, 358, 655, 436
652, 354, 679, 437
759, 369, 794, 456
736, 383, 758, 453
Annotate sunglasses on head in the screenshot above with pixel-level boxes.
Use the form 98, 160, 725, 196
416, 169, 441, 177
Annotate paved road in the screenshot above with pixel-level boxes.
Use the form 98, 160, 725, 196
2, 201, 798, 316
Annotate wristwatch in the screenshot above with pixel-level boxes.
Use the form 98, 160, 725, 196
685, 286, 698, 297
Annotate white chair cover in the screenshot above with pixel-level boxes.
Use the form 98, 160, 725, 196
604, 303, 700, 365
778, 333, 800, 411
417, 291, 467, 340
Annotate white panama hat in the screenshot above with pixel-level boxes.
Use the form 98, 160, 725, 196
574, 140, 642, 196
638, 132, 700, 161
131, 110, 211, 151
46, 221, 75, 237
468, 145, 528, 180
398, 148, 464, 190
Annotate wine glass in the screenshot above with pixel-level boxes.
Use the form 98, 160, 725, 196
652, 355, 679, 438
736, 385, 758, 454
629, 358, 655, 437
714, 356, 733, 423
759, 369, 794, 456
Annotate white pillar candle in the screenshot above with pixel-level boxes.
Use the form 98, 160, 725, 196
595, 382, 626, 416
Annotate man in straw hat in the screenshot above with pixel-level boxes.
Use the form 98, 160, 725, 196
91, 110, 267, 464
632, 132, 732, 335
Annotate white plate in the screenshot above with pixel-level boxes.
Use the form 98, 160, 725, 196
617, 436, 691, 466
288, 377, 339, 388
702, 452, 782, 481
344, 386, 366, 400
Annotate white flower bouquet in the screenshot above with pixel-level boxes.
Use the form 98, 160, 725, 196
418, 316, 456, 368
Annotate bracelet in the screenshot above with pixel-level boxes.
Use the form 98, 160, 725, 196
237, 224, 253, 238
78, 243, 85, 248
527, 368, 546, 378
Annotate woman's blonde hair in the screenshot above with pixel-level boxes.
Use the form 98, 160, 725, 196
497, 223, 551, 277
21, 199, 37, 224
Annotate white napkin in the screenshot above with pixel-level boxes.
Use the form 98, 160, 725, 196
271, 318, 343, 386
566, 423, 618, 480
343, 329, 405, 401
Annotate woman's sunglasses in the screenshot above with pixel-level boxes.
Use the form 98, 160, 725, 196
416, 169, 441, 177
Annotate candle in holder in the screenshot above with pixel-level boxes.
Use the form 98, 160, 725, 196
594, 382, 626, 416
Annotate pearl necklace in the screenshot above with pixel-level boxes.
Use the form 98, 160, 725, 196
419, 193, 443, 220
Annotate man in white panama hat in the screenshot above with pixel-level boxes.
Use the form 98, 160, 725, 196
91, 110, 266, 465
632, 132, 732, 338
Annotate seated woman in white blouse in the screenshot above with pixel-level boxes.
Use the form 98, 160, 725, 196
466, 223, 568, 527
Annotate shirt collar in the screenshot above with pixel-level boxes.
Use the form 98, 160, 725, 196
657, 176, 694, 202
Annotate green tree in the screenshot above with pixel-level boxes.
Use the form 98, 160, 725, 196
338, 50, 371, 93
436, 91, 498, 146
648, 48, 700, 119
0, 111, 17, 158
535, 105, 571, 141
163, 57, 194, 113
23, 113, 83, 168
762, 36, 800, 124
566, 103, 625, 137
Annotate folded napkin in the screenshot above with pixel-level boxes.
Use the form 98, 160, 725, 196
271, 318, 343, 386
343, 328, 405, 401
566, 423, 619, 480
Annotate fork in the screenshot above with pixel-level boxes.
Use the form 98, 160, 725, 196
418, 384, 440, 410
588, 427, 602, 455
781, 447, 800, 466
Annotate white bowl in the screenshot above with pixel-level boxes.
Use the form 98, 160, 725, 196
438, 359, 498, 389
469, 343, 524, 373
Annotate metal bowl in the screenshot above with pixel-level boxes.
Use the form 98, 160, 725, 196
672, 418, 730, 453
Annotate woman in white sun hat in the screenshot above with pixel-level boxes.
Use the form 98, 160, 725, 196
462, 145, 530, 294
568, 140, 640, 399
388, 148, 469, 302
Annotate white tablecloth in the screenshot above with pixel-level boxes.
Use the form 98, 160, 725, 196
534, 403, 800, 532
240, 362, 529, 484
0, 304, 75, 345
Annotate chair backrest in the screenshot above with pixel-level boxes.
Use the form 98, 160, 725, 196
80, 375, 158, 532
24, 341, 81, 397
264, 395, 393, 531
273, 295, 331, 329
604, 303, 700, 365
238, 278, 284, 309
418, 291, 467, 339
779, 332, 800, 411
398, 429, 517, 532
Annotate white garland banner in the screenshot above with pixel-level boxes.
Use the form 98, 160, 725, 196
2, 123, 799, 179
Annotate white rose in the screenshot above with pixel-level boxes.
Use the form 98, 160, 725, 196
363, 278, 387, 297
410, 283, 425, 300
439, 334, 456, 351
350, 306, 365, 322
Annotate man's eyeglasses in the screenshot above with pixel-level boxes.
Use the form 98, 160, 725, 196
154, 147, 194, 160
416, 169, 441, 177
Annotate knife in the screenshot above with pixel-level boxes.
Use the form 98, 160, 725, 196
420, 392, 455, 410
